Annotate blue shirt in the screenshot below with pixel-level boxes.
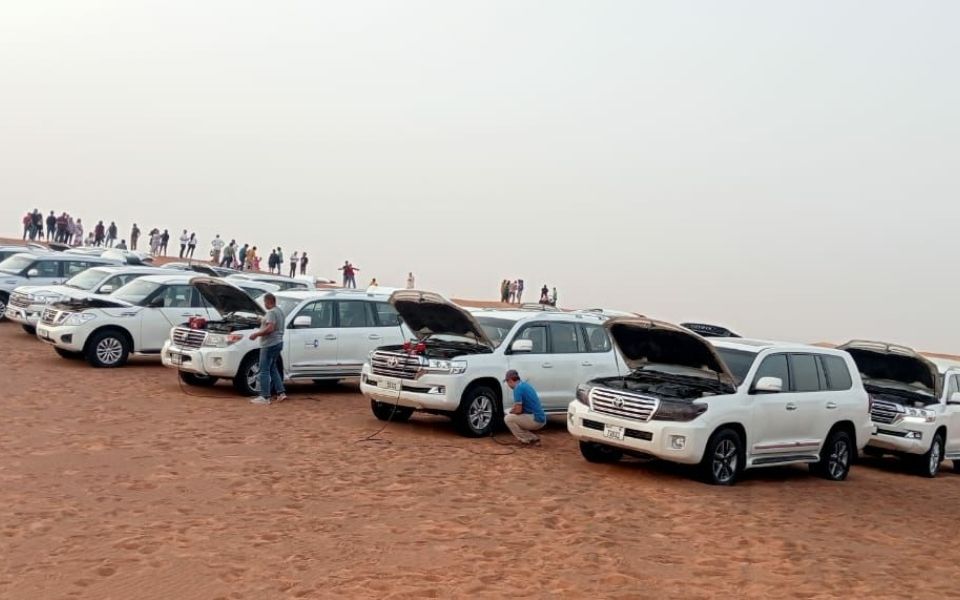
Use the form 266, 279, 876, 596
513, 381, 546, 424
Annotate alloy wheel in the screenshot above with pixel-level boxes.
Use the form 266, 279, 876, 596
712, 439, 738, 484
929, 440, 942, 475
468, 395, 494, 431
96, 337, 123, 365
247, 364, 260, 392
828, 439, 850, 479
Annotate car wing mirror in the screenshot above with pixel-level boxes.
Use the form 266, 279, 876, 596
26, 268, 39, 278
292, 315, 312, 329
753, 376, 783, 394
99, 284, 115, 294
510, 339, 534, 353
949, 392, 960, 405
146, 296, 165, 308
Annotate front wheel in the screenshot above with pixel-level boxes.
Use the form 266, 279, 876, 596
180, 371, 218, 387
579, 441, 623, 463
85, 330, 130, 368
233, 352, 261, 396
454, 385, 499, 437
21, 324, 36, 335
700, 428, 743, 486
371, 400, 413, 422
916, 432, 944, 478
812, 429, 852, 481
0, 293, 7, 320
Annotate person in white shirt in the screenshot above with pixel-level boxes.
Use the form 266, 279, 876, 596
210, 235, 225, 264
407, 272, 415, 289
289, 252, 298, 278
179, 230, 190, 258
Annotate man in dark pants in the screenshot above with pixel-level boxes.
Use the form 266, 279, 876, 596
248, 293, 287, 405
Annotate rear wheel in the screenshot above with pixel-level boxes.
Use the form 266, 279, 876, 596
812, 429, 852, 481
579, 441, 623, 463
700, 428, 743, 485
0, 292, 7, 320
916, 432, 944, 478
371, 400, 413, 422
233, 352, 260, 396
54, 347, 82, 360
454, 385, 498, 437
179, 371, 218, 387
21, 325, 36, 335
85, 330, 130, 368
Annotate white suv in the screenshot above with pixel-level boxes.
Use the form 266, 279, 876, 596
360, 290, 623, 437
840, 340, 960, 477
36, 274, 221, 366
161, 281, 408, 395
0, 251, 121, 320
567, 318, 873, 485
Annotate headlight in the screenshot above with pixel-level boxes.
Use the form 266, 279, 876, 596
652, 400, 708, 422
202, 333, 243, 348
27, 293, 64, 304
902, 407, 936, 423
576, 384, 593, 407
423, 359, 467, 374
63, 312, 96, 326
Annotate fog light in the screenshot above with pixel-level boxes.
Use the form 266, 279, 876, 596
669, 435, 687, 450
427, 386, 446, 395
212, 357, 223, 367
905, 431, 923, 440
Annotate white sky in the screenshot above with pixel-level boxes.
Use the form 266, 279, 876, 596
1, 1, 958, 351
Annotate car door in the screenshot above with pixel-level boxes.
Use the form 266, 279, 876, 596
748, 352, 819, 459
542, 322, 587, 412
579, 322, 622, 380
335, 300, 380, 373
505, 322, 553, 407
140, 285, 204, 352
30, 259, 62, 285
285, 300, 338, 377
372, 301, 406, 347
944, 373, 960, 455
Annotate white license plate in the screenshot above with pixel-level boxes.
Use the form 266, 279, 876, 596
377, 378, 401, 392
603, 424, 625, 441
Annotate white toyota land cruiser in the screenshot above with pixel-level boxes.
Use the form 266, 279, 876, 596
568, 318, 873, 485
36, 274, 221, 367
839, 340, 960, 477
162, 282, 409, 395
360, 290, 623, 437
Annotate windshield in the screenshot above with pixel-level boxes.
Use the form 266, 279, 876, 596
276, 297, 300, 316
240, 286, 268, 299
715, 347, 758, 386
0, 255, 35, 274
112, 279, 162, 306
65, 268, 110, 290
476, 316, 517, 348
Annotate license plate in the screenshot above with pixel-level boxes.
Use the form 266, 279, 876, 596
377, 378, 401, 392
603, 424, 625, 441
38, 329, 51, 340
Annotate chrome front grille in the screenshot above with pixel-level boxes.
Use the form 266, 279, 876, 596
371, 350, 424, 380
171, 327, 206, 350
590, 387, 660, 422
870, 399, 902, 425
10, 292, 30, 308
41, 308, 59, 325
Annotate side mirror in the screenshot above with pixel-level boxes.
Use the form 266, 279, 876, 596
26, 269, 39, 278
510, 339, 534, 353
949, 392, 960, 405
99, 284, 115, 294
146, 296, 165, 308
292, 315, 312, 329
753, 376, 783, 394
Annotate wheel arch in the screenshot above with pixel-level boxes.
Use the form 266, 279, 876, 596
712, 422, 748, 450
461, 377, 504, 411
239, 348, 284, 376
826, 420, 858, 457
83, 325, 135, 355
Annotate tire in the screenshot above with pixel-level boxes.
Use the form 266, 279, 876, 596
54, 347, 82, 360
233, 351, 261, 396
21, 325, 36, 335
579, 441, 623, 463
954, 458, 960, 475
371, 400, 413, 422
85, 329, 130, 368
700, 428, 743, 485
916, 432, 944, 478
0, 293, 7, 321
812, 429, 853, 481
179, 371, 218, 387
454, 385, 499, 437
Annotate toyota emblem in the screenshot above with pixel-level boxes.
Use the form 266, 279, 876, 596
613, 396, 625, 409
387, 356, 399, 368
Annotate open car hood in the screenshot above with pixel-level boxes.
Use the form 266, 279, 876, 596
838, 340, 940, 397
390, 290, 493, 348
605, 317, 736, 386
191, 277, 265, 316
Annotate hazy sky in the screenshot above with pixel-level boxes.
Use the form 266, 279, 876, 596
2, 2, 958, 351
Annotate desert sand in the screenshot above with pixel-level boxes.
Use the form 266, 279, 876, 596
1, 322, 960, 599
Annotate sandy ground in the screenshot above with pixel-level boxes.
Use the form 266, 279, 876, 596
2, 324, 960, 599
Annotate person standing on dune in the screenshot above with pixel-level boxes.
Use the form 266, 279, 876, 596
300, 252, 309, 276
289, 252, 298, 278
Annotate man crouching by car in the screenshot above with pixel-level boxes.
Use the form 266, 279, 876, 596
248, 293, 287, 405
504, 370, 546, 446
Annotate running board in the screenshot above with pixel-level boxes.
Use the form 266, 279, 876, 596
945, 452, 960, 460
751, 454, 819, 466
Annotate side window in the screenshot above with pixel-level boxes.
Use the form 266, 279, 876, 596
753, 354, 789, 391
549, 322, 581, 354
295, 301, 334, 328
789, 354, 821, 392
946, 375, 959, 398
373, 302, 401, 327
515, 325, 548, 354
157, 285, 194, 308
337, 301, 373, 328
34, 261, 61, 277
64, 261, 91, 277
581, 324, 612, 353
820, 355, 853, 391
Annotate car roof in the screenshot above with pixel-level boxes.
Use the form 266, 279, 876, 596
711, 338, 846, 355
274, 288, 393, 301
130, 274, 197, 285
82, 265, 169, 275
468, 307, 608, 324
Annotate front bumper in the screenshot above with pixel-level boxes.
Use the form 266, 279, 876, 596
359, 365, 462, 412
566, 399, 709, 465
868, 422, 932, 454
4, 303, 47, 326
161, 340, 244, 378
36, 323, 85, 352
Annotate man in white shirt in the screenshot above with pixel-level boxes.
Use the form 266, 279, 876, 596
210, 235, 225, 265
179, 230, 190, 258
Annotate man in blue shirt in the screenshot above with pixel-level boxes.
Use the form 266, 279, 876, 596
503, 369, 546, 445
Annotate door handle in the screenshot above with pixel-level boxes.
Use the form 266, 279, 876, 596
581, 361, 593, 367
785, 402, 798, 411
541, 363, 553, 368
179, 312, 196, 317
368, 334, 382, 340
324, 334, 337, 340
826, 401, 838, 410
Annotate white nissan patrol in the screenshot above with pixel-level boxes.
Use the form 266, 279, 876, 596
162, 282, 409, 395
360, 290, 623, 437
567, 318, 873, 485
36, 274, 221, 367
839, 340, 960, 477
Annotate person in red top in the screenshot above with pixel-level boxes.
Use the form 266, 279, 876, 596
338, 261, 359, 288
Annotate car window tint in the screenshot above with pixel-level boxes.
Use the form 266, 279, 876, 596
581, 324, 611, 353
159, 285, 194, 308
296, 301, 334, 328
516, 325, 548, 353
821, 355, 853, 391
34, 261, 60, 277
374, 302, 401, 327
338, 301, 372, 328
754, 354, 789, 390
549, 322, 580, 354
789, 354, 821, 392
946, 375, 959, 397
64, 261, 91, 276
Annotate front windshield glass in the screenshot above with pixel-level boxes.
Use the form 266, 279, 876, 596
65, 268, 110, 290
112, 279, 162, 306
0, 255, 35, 274
715, 347, 758, 385
476, 316, 517, 348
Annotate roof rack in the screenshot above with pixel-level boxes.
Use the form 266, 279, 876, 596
518, 303, 560, 312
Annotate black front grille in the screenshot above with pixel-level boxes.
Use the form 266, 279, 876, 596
625, 429, 653, 441
371, 350, 423, 379
871, 399, 902, 425
876, 428, 908, 438
582, 419, 605, 431
171, 327, 206, 350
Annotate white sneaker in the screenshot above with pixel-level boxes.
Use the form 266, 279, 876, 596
249, 396, 271, 405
